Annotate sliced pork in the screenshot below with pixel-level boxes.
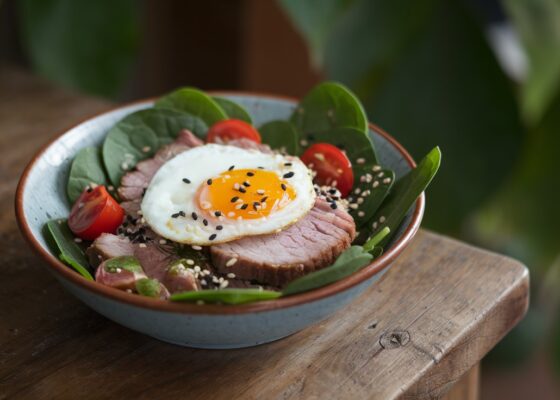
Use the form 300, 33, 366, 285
210, 197, 356, 286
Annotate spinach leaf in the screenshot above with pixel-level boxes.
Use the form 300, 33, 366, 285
290, 81, 368, 135
212, 96, 252, 123
282, 246, 374, 296
44, 220, 93, 281
102, 108, 206, 187
136, 278, 161, 298
304, 127, 393, 227
67, 146, 109, 203
170, 288, 281, 305
369, 147, 441, 247
155, 87, 227, 128
259, 120, 300, 155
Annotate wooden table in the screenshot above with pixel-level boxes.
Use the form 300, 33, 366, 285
0, 67, 529, 399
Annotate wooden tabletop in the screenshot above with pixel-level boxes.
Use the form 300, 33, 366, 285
0, 67, 529, 400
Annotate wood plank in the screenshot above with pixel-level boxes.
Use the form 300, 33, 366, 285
0, 66, 528, 399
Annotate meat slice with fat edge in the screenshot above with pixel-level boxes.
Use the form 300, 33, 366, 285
210, 197, 356, 287
118, 129, 203, 201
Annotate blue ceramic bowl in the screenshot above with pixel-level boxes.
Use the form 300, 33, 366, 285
16, 93, 424, 349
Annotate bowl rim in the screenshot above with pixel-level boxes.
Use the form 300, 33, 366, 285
15, 91, 424, 315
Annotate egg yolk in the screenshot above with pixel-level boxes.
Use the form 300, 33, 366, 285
197, 169, 296, 220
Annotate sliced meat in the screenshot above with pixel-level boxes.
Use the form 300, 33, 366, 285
95, 259, 147, 290
134, 243, 180, 282
210, 197, 356, 287
118, 129, 203, 201
86, 233, 134, 268
163, 261, 200, 293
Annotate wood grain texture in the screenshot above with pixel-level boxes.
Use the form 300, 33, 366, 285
0, 66, 529, 399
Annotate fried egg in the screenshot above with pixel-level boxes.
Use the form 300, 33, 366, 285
141, 144, 316, 245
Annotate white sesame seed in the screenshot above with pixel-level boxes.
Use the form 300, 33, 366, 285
74, 237, 82, 243
220, 280, 229, 289
115, 268, 122, 273
227, 273, 236, 279
200, 201, 211, 209
383, 177, 392, 184
379, 216, 386, 223
138, 243, 147, 248
192, 245, 202, 251
372, 222, 378, 229
372, 181, 380, 188
201, 280, 207, 286
356, 158, 365, 164
314, 153, 325, 162
349, 203, 359, 210
126, 289, 133, 293
194, 265, 201, 272
377, 172, 385, 178
358, 211, 365, 217
372, 165, 382, 172
226, 258, 238, 267
257, 189, 265, 195
354, 188, 361, 195
108, 185, 115, 191
121, 162, 129, 170
300, 139, 308, 146
186, 259, 195, 265
142, 146, 151, 153
357, 197, 364, 204
227, 211, 236, 217
159, 239, 167, 245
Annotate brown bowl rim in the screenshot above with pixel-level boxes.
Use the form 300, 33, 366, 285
15, 91, 424, 315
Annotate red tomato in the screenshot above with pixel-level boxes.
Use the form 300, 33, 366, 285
207, 119, 261, 143
68, 186, 124, 241
300, 143, 354, 197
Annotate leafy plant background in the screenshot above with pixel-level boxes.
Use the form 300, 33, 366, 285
8, 0, 560, 374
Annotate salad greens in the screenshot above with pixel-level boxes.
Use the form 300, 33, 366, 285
102, 108, 206, 187
259, 120, 300, 155
290, 81, 368, 135
67, 146, 109, 203
170, 288, 282, 304
212, 96, 252, 123
44, 220, 93, 280
155, 87, 227, 127
50, 80, 441, 305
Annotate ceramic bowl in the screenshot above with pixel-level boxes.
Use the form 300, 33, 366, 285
16, 93, 424, 349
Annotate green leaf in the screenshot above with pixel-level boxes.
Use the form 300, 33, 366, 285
503, 0, 560, 126
17, 0, 140, 98
363, 227, 390, 253
259, 120, 300, 154
104, 256, 143, 273
282, 246, 373, 296
291, 81, 368, 135
471, 90, 560, 271
315, 0, 524, 233
303, 126, 393, 227
102, 108, 206, 187
67, 146, 109, 203
135, 278, 161, 298
278, 0, 352, 65
155, 87, 228, 128
44, 220, 93, 280
170, 289, 281, 305
369, 147, 441, 247
212, 97, 252, 123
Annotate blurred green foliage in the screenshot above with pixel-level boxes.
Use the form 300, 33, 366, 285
10, 0, 560, 370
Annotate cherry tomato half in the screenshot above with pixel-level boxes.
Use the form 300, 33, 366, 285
68, 186, 124, 241
207, 119, 261, 144
300, 143, 354, 197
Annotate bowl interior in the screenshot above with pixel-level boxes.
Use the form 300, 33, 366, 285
20, 94, 414, 279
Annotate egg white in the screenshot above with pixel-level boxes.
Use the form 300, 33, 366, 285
141, 144, 316, 245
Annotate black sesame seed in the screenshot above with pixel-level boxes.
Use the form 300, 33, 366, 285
283, 172, 295, 179
260, 196, 268, 203
238, 186, 247, 193
253, 202, 260, 210
330, 203, 338, 209
216, 225, 223, 230
171, 212, 181, 218
209, 234, 217, 241
191, 212, 198, 220
328, 188, 337, 194
243, 181, 251, 187
214, 211, 222, 217
228, 165, 235, 171
230, 196, 239, 203
240, 203, 248, 210
86, 187, 93, 193
257, 166, 265, 169
284, 162, 292, 166
179, 211, 186, 217
203, 219, 208, 226
182, 178, 191, 184
247, 172, 255, 177
207, 179, 213, 185
281, 183, 287, 191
